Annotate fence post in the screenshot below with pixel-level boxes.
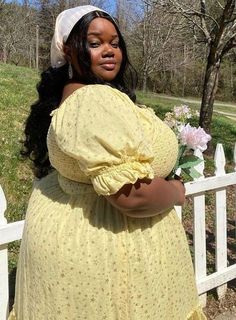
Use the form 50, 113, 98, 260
214, 143, 227, 299
174, 168, 182, 220
0, 185, 8, 320
193, 148, 207, 306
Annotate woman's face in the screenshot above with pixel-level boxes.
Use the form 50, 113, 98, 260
87, 17, 123, 81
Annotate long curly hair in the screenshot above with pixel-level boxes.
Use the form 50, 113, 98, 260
21, 10, 138, 178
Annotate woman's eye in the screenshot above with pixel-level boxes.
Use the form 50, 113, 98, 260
111, 43, 119, 48
89, 42, 100, 48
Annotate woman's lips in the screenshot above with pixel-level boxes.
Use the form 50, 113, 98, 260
101, 62, 116, 70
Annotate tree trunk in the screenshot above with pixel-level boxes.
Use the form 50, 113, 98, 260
182, 44, 187, 97
36, 25, 39, 69
142, 66, 148, 92
230, 61, 234, 96
3, 43, 7, 63
199, 56, 221, 135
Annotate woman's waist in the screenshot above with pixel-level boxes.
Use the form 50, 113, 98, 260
57, 172, 95, 195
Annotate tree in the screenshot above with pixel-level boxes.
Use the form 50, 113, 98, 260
0, 2, 37, 66
156, 0, 236, 134
34, 0, 111, 69
128, 1, 181, 91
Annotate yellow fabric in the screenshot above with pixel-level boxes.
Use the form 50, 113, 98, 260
49, 84, 156, 194
9, 85, 207, 319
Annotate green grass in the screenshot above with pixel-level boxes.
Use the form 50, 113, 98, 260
137, 91, 236, 116
136, 91, 178, 118
0, 63, 39, 270
0, 63, 39, 222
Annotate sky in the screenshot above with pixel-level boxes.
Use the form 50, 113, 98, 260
5, 0, 117, 13
4, 0, 144, 21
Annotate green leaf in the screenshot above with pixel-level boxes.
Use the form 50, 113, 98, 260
183, 167, 202, 179
173, 145, 187, 170
178, 145, 187, 159
179, 155, 203, 169
179, 154, 202, 164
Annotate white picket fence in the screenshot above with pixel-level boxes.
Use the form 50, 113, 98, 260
175, 143, 236, 306
0, 143, 236, 319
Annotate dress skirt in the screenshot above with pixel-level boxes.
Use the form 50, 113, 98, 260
9, 172, 206, 320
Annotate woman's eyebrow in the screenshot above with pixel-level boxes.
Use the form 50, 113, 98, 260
87, 31, 119, 38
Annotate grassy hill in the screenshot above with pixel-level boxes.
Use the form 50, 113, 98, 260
0, 63, 39, 269
0, 64, 39, 223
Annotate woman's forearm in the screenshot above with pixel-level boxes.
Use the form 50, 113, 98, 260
105, 177, 185, 217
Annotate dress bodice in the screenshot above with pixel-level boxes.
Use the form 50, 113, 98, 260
47, 85, 178, 194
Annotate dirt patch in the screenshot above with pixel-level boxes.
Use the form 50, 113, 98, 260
204, 288, 236, 319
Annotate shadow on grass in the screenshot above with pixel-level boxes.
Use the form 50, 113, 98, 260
9, 267, 16, 312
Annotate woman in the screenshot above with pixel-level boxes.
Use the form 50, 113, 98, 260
9, 5, 206, 320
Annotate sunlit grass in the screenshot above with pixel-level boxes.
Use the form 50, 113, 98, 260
0, 63, 38, 222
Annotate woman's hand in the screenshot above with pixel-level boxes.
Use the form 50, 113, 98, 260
168, 179, 186, 206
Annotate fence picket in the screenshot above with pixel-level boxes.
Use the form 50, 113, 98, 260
174, 168, 182, 220
0, 185, 9, 320
214, 144, 227, 299
215, 143, 226, 176
193, 149, 207, 306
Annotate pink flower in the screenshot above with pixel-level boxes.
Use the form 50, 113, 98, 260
173, 105, 192, 119
179, 124, 211, 152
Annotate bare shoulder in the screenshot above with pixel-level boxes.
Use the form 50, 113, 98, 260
61, 83, 86, 104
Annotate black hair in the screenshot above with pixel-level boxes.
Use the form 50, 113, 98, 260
21, 10, 138, 178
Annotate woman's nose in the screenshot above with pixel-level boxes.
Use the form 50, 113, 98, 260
102, 44, 114, 57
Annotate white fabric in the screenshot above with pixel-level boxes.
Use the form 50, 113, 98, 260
51, 5, 106, 68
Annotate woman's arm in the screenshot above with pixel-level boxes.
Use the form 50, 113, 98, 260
105, 177, 185, 218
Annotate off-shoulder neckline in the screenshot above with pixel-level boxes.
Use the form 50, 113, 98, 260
59, 84, 124, 109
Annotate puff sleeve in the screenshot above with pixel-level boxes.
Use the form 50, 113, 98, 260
51, 85, 154, 195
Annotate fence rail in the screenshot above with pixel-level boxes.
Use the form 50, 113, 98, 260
0, 142, 236, 319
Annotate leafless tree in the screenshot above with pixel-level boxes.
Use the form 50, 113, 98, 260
115, 0, 134, 32
33, 0, 113, 69
155, 0, 236, 134
129, 1, 184, 91
0, 0, 5, 11
0, 2, 37, 65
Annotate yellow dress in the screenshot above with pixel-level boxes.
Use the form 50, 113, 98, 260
9, 85, 206, 320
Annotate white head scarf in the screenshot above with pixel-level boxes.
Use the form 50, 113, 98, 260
50, 5, 107, 68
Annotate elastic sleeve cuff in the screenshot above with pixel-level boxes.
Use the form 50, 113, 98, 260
91, 161, 154, 196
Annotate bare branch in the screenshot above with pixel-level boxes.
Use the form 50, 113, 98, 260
211, 0, 236, 53
176, 10, 211, 44
200, 0, 211, 42
221, 36, 236, 57
216, 1, 224, 10
168, 0, 220, 28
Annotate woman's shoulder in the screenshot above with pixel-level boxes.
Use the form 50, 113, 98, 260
60, 82, 85, 105
62, 83, 124, 101
58, 84, 134, 111
51, 83, 136, 119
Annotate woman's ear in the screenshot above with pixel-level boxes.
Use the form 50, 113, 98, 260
63, 45, 72, 63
